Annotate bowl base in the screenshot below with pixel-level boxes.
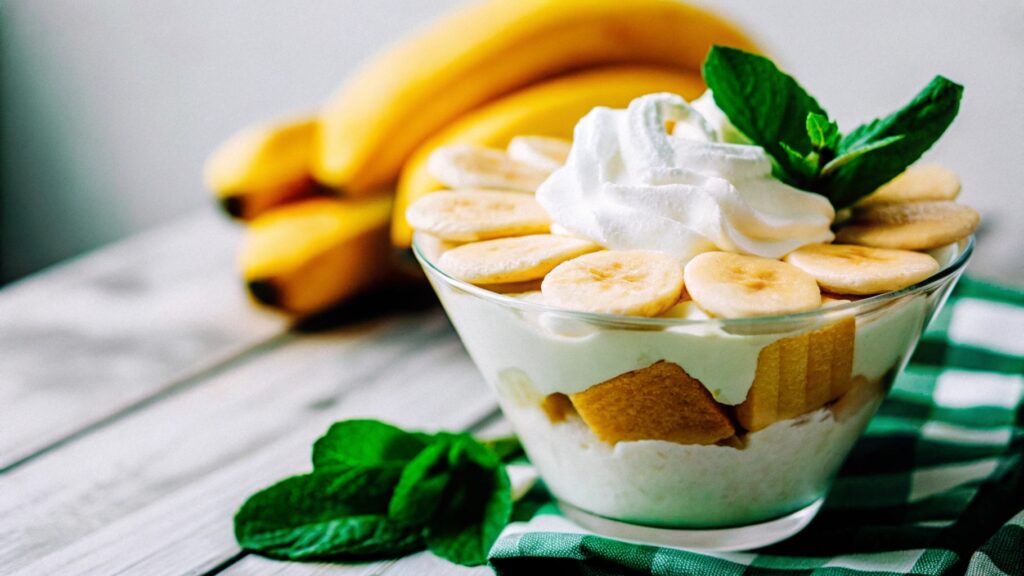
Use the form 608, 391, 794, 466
557, 497, 824, 552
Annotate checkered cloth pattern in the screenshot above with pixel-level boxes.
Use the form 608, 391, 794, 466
488, 277, 1024, 576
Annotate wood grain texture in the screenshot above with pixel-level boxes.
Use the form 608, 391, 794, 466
2, 310, 497, 576
0, 210, 287, 470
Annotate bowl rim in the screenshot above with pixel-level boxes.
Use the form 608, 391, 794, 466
411, 233, 975, 328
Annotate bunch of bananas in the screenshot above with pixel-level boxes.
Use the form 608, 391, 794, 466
204, 0, 756, 316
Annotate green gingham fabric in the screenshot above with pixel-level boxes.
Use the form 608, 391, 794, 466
488, 277, 1024, 576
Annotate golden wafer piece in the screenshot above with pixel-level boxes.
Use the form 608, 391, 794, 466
541, 393, 576, 423
438, 234, 600, 284
406, 190, 551, 242
569, 361, 736, 445
858, 164, 960, 207
835, 201, 979, 251
784, 244, 940, 295
736, 316, 856, 431
776, 335, 810, 421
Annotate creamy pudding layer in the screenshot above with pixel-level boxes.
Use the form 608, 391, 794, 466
433, 277, 927, 406
497, 382, 884, 527
418, 235, 954, 408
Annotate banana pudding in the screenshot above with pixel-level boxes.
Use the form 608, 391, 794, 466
407, 48, 975, 545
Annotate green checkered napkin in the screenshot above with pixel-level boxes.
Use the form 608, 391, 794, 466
488, 278, 1024, 576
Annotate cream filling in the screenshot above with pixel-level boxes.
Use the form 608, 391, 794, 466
435, 285, 926, 406
498, 385, 883, 527
535, 93, 836, 263
420, 235, 950, 405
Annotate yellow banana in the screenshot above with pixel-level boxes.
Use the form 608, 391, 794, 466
204, 115, 318, 220
392, 66, 706, 247
314, 0, 755, 195
240, 196, 395, 315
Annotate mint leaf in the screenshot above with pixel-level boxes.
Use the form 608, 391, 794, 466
824, 76, 963, 207
779, 142, 819, 181
425, 436, 512, 566
235, 420, 520, 568
806, 112, 840, 153
388, 440, 453, 526
703, 45, 827, 182
312, 419, 430, 470
234, 467, 423, 560
700, 48, 962, 211
820, 135, 904, 177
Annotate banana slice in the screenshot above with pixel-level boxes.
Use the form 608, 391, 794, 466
438, 234, 601, 284
858, 164, 961, 206
507, 136, 572, 172
427, 144, 551, 192
541, 250, 683, 317
784, 244, 939, 295
835, 201, 980, 251
684, 252, 821, 318
405, 190, 551, 242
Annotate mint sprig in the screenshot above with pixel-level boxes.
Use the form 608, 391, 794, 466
234, 467, 422, 560
234, 419, 522, 567
701, 45, 828, 185
702, 46, 963, 209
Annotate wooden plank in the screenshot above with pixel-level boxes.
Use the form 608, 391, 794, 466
1, 310, 499, 576
221, 417, 518, 576
0, 210, 287, 470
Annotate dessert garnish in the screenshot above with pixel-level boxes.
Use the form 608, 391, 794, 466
233, 419, 521, 566
409, 46, 979, 322
702, 46, 963, 209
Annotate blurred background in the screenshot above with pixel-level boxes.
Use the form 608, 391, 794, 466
2, 0, 1022, 286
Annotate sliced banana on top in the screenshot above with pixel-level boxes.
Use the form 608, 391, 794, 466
835, 200, 980, 251
541, 250, 684, 317
858, 164, 961, 206
684, 252, 821, 318
427, 144, 551, 192
406, 190, 551, 242
784, 243, 939, 295
506, 136, 572, 172
438, 234, 601, 285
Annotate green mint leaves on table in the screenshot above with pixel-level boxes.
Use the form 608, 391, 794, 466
234, 419, 522, 567
702, 45, 963, 209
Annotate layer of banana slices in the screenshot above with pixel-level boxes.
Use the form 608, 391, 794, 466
406, 139, 979, 319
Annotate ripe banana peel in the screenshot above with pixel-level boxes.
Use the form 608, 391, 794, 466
204, 115, 319, 221
314, 0, 756, 195
391, 66, 706, 247
240, 196, 396, 315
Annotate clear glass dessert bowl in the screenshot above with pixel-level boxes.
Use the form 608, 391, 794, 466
413, 233, 973, 551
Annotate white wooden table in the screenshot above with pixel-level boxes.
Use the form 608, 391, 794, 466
0, 209, 501, 575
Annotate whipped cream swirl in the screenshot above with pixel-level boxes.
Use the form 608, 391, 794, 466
536, 93, 835, 262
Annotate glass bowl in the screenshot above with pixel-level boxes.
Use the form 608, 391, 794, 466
413, 233, 973, 550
